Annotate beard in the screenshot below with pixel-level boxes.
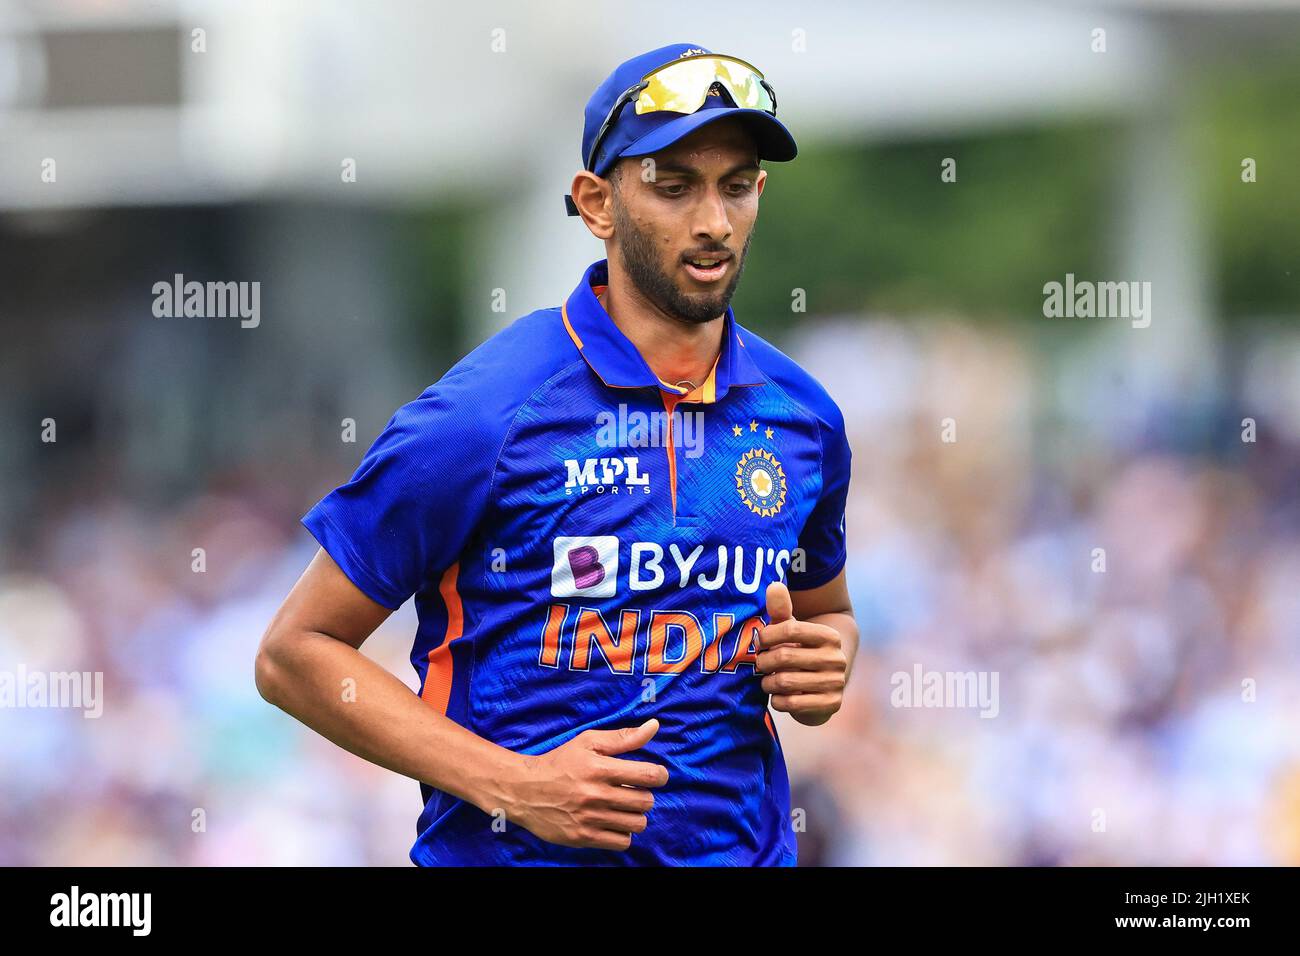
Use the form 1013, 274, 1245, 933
613, 201, 752, 325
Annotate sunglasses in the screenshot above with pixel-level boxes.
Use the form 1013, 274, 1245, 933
584, 53, 779, 175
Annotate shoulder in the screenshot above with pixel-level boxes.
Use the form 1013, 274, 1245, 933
735, 323, 846, 436
433, 307, 582, 401
394, 307, 584, 440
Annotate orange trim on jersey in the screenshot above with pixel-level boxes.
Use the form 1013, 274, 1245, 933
562, 299, 649, 393
661, 391, 680, 515
764, 710, 777, 740
561, 301, 585, 349
421, 563, 464, 715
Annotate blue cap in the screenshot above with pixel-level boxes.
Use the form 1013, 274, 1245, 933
569, 43, 797, 214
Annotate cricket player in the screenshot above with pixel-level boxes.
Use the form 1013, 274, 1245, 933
256, 43, 857, 865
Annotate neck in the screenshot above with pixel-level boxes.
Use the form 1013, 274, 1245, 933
598, 264, 724, 388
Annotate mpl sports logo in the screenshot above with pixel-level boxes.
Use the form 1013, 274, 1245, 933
563, 457, 651, 496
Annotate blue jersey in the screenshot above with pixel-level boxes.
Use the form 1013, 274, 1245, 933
303, 258, 852, 865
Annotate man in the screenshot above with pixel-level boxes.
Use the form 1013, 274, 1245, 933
256, 43, 857, 866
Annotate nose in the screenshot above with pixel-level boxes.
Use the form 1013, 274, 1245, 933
692, 184, 733, 247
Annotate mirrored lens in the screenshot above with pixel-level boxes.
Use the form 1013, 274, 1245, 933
634, 56, 774, 116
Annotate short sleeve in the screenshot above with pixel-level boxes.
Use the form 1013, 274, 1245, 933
787, 400, 851, 591
302, 378, 501, 610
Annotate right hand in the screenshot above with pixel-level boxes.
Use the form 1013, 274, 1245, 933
504, 718, 669, 851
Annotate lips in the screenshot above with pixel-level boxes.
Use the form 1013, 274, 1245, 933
682, 251, 732, 284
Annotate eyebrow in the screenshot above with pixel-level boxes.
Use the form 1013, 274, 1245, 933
651, 159, 762, 179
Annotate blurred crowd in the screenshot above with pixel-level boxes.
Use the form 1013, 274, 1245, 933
2, 316, 1299, 866
782, 317, 1300, 865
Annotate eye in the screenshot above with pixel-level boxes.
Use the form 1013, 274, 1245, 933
727, 180, 754, 195
658, 183, 688, 197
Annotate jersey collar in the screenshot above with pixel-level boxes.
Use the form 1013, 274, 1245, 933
561, 259, 766, 403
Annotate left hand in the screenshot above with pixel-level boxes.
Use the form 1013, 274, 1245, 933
756, 581, 848, 726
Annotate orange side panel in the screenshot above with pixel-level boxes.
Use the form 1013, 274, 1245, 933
421, 563, 464, 715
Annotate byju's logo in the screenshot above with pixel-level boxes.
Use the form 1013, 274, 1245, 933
552, 536, 619, 598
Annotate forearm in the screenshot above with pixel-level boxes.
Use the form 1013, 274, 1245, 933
255, 631, 522, 816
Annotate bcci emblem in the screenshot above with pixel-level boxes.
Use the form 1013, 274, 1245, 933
735, 448, 787, 517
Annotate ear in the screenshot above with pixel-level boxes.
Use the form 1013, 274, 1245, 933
570, 170, 616, 240
755, 167, 767, 199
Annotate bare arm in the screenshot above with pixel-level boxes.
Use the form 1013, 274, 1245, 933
255, 548, 668, 850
